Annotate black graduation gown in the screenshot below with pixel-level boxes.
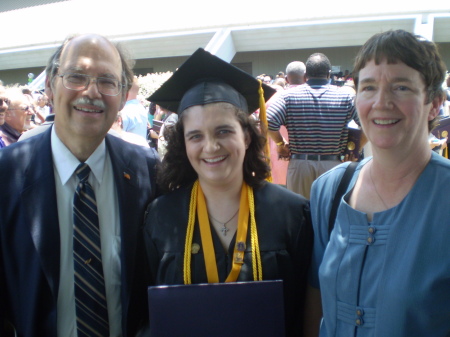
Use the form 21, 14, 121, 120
144, 182, 313, 337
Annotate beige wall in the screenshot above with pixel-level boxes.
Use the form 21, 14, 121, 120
235, 43, 450, 78
134, 42, 450, 79
0, 67, 46, 87
131, 42, 450, 80
233, 46, 362, 78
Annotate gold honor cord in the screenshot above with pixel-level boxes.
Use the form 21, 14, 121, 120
197, 184, 220, 283
183, 181, 198, 285
224, 184, 249, 282
248, 184, 263, 281
257, 79, 272, 183
183, 180, 263, 284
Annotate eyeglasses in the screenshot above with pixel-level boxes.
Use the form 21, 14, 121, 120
0, 98, 10, 106
8, 106, 30, 112
58, 73, 124, 96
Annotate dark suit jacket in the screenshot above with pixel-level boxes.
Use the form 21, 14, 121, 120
0, 126, 159, 337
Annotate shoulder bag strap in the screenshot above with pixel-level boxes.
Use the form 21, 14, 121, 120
328, 161, 358, 238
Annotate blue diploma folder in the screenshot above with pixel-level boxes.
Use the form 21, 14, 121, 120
148, 280, 285, 337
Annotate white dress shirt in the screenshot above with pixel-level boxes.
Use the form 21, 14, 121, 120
51, 128, 122, 337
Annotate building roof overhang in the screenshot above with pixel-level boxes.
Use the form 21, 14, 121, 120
0, 0, 448, 71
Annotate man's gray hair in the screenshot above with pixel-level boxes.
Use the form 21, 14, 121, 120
286, 61, 306, 85
286, 61, 306, 76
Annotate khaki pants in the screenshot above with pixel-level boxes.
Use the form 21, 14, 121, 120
287, 158, 341, 199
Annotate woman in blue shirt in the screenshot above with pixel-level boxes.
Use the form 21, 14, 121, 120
306, 29, 450, 337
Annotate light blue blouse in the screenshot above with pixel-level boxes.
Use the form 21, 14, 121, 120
310, 152, 450, 337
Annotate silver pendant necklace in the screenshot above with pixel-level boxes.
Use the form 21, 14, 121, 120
209, 208, 239, 236
369, 162, 389, 209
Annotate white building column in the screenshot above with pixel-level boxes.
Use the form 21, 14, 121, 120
414, 14, 434, 40
205, 28, 236, 62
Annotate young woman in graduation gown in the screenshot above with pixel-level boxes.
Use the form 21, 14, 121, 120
144, 48, 313, 336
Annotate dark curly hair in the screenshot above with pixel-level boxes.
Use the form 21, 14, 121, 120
157, 103, 271, 193
353, 29, 447, 131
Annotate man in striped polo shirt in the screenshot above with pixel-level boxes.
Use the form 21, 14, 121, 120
267, 53, 359, 199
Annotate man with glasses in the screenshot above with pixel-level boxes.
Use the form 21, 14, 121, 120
0, 86, 8, 148
0, 88, 34, 146
0, 34, 159, 336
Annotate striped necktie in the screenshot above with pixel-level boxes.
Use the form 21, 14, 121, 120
73, 163, 109, 336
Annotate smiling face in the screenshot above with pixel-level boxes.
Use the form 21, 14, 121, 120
6, 95, 33, 133
356, 59, 441, 154
183, 102, 250, 189
46, 35, 126, 149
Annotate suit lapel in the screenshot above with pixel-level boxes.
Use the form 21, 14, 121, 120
22, 127, 61, 298
105, 135, 143, 305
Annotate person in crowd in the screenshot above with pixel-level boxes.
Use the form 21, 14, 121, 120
110, 110, 150, 148
0, 88, 34, 146
263, 74, 273, 84
24, 93, 39, 128
265, 61, 307, 111
17, 117, 53, 141
34, 92, 51, 124
0, 86, 9, 148
272, 77, 286, 90
285, 61, 306, 88
144, 48, 313, 336
266, 60, 307, 110
428, 132, 447, 155
147, 102, 160, 149
156, 105, 177, 159
446, 72, 450, 101
267, 53, 359, 198
0, 33, 159, 336
148, 101, 156, 127
306, 29, 450, 337
442, 73, 450, 116
120, 76, 149, 139
343, 69, 351, 80
264, 61, 307, 186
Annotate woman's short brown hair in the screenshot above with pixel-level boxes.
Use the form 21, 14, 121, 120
353, 29, 447, 131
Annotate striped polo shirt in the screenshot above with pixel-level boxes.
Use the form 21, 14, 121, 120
267, 79, 358, 155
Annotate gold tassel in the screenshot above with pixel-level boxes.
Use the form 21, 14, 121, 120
248, 184, 263, 281
257, 79, 272, 182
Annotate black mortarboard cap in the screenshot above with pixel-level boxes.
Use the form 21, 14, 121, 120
147, 48, 276, 114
